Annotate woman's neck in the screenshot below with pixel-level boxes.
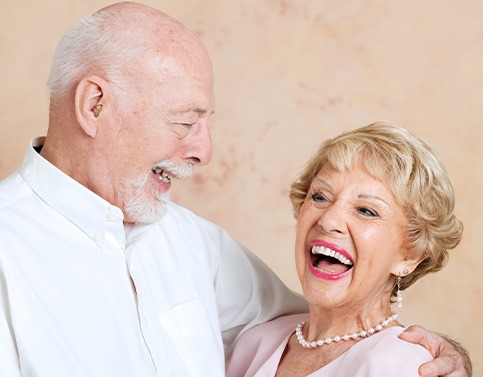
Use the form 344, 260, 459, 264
303, 306, 400, 342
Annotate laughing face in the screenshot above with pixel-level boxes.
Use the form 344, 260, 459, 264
104, 31, 215, 224
295, 164, 415, 313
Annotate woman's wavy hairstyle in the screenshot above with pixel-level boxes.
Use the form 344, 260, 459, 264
289, 121, 463, 296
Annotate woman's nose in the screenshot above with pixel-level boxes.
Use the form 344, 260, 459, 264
317, 202, 347, 235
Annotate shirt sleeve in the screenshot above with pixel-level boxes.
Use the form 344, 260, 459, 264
210, 226, 308, 359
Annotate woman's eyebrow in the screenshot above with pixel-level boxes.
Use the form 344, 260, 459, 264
358, 193, 389, 206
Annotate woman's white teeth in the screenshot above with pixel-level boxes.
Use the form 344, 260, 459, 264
311, 245, 353, 266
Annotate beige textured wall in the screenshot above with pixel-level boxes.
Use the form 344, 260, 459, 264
1, 0, 482, 373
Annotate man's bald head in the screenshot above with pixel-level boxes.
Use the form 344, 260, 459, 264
47, 1, 211, 103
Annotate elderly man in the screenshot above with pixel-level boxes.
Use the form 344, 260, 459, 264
0, 2, 470, 377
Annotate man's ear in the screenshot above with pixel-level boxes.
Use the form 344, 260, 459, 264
74, 76, 109, 137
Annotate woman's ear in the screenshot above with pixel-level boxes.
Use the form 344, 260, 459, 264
392, 252, 426, 277
74, 75, 109, 137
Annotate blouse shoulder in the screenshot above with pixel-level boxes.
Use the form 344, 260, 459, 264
226, 314, 307, 377
342, 327, 433, 377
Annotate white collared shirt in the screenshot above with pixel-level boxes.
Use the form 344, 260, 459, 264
0, 138, 307, 377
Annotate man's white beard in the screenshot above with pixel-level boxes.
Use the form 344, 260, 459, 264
124, 160, 193, 224
124, 173, 170, 224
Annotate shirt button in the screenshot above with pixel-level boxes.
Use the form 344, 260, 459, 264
94, 233, 103, 242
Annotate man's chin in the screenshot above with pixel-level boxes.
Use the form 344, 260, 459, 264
125, 195, 170, 224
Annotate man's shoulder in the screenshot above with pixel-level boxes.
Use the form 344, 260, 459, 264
0, 170, 30, 209
162, 201, 224, 234
151, 201, 246, 260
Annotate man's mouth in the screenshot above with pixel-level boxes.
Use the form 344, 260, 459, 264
310, 245, 354, 276
152, 167, 174, 183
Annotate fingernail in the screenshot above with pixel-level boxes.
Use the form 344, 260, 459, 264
419, 366, 431, 376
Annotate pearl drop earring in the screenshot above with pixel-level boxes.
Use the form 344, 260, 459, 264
396, 276, 403, 312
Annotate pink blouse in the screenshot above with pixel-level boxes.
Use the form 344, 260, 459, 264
226, 313, 433, 377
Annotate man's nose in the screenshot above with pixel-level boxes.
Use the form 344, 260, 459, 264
183, 123, 212, 166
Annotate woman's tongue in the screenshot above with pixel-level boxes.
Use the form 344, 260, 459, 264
315, 257, 350, 275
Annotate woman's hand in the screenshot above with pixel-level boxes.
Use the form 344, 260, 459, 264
399, 325, 472, 376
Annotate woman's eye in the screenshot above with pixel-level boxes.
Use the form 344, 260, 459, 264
311, 193, 327, 203
358, 207, 378, 217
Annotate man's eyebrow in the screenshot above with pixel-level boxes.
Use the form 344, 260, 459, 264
194, 108, 215, 116
173, 107, 215, 115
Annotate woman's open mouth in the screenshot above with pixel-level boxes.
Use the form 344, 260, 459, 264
309, 244, 354, 278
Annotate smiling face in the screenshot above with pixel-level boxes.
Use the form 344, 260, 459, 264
97, 17, 215, 223
295, 164, 414, 314
113, 53, 214, 223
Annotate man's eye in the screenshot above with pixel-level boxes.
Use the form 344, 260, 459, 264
358, 207, 378, 217
171, 123, 193, 138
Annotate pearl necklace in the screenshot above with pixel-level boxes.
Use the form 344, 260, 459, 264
295, 313, 398, 349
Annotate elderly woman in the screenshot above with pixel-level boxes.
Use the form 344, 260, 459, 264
226, 122, 464, 376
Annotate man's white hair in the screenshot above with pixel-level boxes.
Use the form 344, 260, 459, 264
47, 11, 141, 100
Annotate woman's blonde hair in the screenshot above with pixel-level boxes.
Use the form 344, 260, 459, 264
289, 121, 463, 295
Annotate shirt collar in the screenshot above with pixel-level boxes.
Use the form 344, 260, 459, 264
19, 137, 125, 248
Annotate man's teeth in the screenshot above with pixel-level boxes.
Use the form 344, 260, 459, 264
311, 245, 353, 266
153, 167, 173, 183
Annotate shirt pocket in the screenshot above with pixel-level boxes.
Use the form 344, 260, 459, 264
158, 298, 225, 377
